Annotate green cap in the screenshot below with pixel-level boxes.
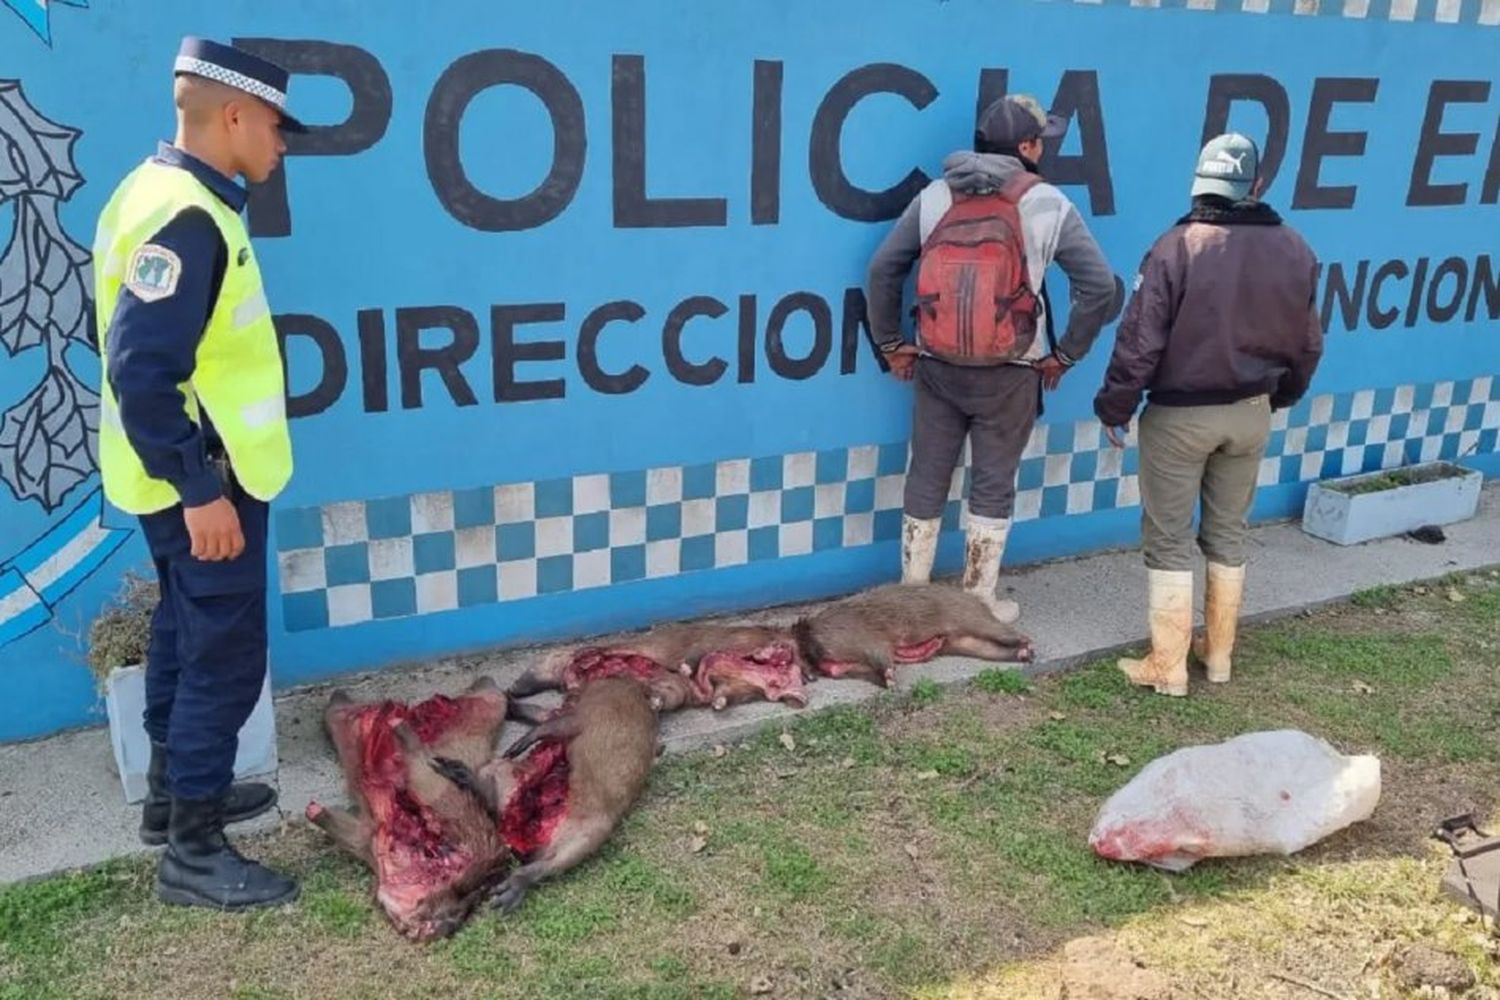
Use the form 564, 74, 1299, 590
1192, 133, 1259, 200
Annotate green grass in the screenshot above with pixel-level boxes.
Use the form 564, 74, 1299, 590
3, 574, 1499, 998
911, 677, 943, 705
973, 667, 1031, 695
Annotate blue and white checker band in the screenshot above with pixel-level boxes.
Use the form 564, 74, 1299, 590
276, 377, 1500, 632
173, 56, 288, 109
1063, 0, 1500, 26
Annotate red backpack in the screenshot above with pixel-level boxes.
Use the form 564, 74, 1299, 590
912, 172, 1040, 364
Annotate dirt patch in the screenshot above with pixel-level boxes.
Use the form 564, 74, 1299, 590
1057, 936, 1171, 1000
1389, 943, 1479, 993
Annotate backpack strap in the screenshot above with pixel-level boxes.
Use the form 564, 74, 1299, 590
999, 171, 1042, 204
917, 180, 954, 245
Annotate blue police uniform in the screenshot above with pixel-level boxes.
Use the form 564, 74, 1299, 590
98, 36, 306, 911
108, 143, 275, 801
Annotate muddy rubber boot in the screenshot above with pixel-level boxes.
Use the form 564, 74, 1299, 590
1118, 569, 1193, 697
901, 514, 941, 584
1198, 562, 1246, 683
157, 796, 300, 910
962, 515, 1020, 624
140, 741, 277, 847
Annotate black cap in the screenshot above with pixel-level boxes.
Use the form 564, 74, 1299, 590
977, 94, 1067, 149
173, 37, 306, 133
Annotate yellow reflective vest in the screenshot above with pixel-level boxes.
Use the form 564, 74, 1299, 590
93, 160, 292, 514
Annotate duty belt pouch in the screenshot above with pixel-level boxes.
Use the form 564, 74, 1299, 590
209, 452, 242, 503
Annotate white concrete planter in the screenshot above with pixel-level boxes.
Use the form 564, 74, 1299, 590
104, 661, 280, 804
1301, 461, 1483, 546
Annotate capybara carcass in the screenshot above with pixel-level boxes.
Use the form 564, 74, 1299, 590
508, 623, 808, 712
792, 583, 1033, 687
305, 676, 511, 942
432, 676, 659, 914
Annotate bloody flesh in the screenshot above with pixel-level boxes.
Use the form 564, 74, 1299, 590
816, 635, 948, 677
498, 740, 572, 857
564, 649, 671, 688
894, 636, 946, 663
347, 696, 498, 905
693, 641, 808, 705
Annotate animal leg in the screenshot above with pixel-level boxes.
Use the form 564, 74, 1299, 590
491, 816, 612, 914
323, 690, 368, 803
502, 711, 583, 760
430, 755, 499, 815
506, 700, 555, 727
392, 721, 497, 825
305, 802, 374, 867
945, 634, 1032, 663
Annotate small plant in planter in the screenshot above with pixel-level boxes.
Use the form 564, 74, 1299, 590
90, 570, 281, 804
86, 571, 157, 690
1302, 460, 1483, 547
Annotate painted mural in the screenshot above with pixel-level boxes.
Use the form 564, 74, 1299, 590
4, 0, 1498, 741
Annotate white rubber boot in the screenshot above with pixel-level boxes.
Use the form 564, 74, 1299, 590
962, 515, 1020, 624
900, 514, 941, 584
1118, 569, 1193, 697
1199, 561, 1246, 683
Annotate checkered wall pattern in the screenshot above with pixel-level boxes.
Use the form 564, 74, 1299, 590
1059, 0, 1499, 27
276, 378, 1500, 631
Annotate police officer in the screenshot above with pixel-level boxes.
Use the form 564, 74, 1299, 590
93, 37, 305, 909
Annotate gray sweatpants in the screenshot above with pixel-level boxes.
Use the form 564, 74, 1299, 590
1138, 395, 1272, 571
903, 359, 1040, 521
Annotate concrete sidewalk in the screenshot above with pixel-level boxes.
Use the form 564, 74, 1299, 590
3, 486, 1498, 885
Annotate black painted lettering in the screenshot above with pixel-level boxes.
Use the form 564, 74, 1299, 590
737, 294, 758, 384
578, 301, 649, 394
492, 303, 567, 402
1293, 78, 1378, 210
274, 313, 347, 418
1468, 255, 1500, 321
663, 296, 730, 386
766, 293, 833, 380
1426, 257, 1469, 323
356, 308, 389, 413
234, 40, 393, 238
752, 61, 784, 226
425, 50, 586, 231
1483, 125, 1500, 204
613, 55, 728, 228
975, 68, 1009, 133
1405, 257, 1431, 327
1202, 74, 1290, 193
1040, 71, 1116, 216
1367, 259, 1408, 330
1408, 80, 1492, 207
396, 306, 480, 409
810, 64, 937, 222
840, 287, 874, 375
1322, 261, 1368, 332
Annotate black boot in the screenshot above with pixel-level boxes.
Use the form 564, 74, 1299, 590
140, 741, 277, 846
156, 795, 300, 910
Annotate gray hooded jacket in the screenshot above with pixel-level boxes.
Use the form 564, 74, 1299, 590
866, 151, 1118, 365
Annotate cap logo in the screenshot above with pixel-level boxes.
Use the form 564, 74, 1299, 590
1199, 149, 1250, 177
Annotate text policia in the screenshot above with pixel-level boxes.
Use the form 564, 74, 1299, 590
242, 41, 1500, 418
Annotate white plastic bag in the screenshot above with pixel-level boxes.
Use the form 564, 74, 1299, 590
1088, 730, 1381, 872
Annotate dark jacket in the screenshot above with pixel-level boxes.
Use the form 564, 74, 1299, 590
1093, 199, 1324, 428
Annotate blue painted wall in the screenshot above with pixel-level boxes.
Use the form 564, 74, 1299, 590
4, 0, 1498, 741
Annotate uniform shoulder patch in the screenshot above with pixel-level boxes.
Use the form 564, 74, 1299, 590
125, 243, 183, 303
